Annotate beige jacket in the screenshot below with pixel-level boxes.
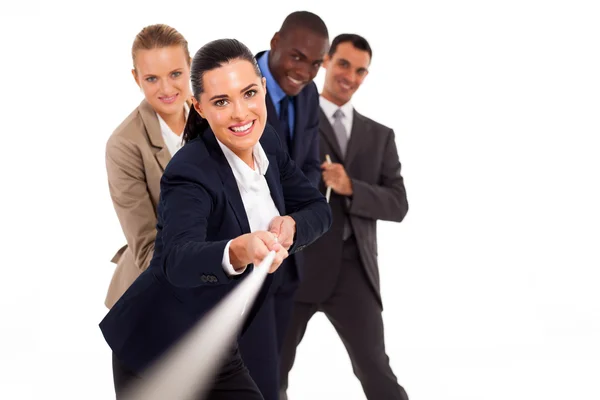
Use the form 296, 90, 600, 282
104, 99, 173, 308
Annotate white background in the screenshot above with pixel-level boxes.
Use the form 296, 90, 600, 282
1, 0, 599, 399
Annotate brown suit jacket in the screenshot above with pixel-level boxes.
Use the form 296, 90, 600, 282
295, 108, 409, 307
104, 99, 172, 308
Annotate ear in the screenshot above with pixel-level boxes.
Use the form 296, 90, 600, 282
261, 77, 267, 95
322, 54, 331, 69
192, 96, 205, 119
131, 68, 140, 88
270, 32, 280, 51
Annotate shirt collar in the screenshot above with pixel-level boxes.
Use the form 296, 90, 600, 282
216, 138, 270, 192
156, 101, 190, 137
257, 51, 287, 105
319, 95, 353, 120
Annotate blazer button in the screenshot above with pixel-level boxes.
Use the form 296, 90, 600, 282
201, 275, 208, 283
210, 276, 217, 283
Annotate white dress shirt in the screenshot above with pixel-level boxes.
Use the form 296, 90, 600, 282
319, 95, 354, 139
156, 102, 190, 156
216, 139, 281, 275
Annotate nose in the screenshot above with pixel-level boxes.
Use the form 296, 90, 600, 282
231, 98, 248, 121
341, 69, 356, 84
296, 63, 316, 81
159, 79, 172, 94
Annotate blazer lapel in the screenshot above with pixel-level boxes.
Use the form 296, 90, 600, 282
319, 109, 344, 162
344, 110, 369, 168
204, 130, 251, 234
266, 95, 291, 155
264, 152, 286, 215
139, 100, 171, 171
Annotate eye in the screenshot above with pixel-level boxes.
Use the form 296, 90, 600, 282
291, 54, 301, 61
244, 89, 257, 98
312, 61, 323, 68
171, 71, 182, 78
145, 76, 157, 83
214, 99, 228, 107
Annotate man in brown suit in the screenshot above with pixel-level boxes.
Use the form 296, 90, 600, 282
279, 34, 410, 400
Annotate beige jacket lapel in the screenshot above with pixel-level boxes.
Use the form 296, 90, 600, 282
138, 99, 171, 171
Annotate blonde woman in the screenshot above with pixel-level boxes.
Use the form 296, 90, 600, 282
105, 24, 192, 309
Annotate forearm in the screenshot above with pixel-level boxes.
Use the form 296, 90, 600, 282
348, 179, 408, 222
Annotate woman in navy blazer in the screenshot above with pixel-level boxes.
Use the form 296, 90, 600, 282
100, 38, 331, 399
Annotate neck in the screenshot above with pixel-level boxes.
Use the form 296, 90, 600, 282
321, 89, 346, 107
157, 108, 186, 136
235, 149, 255, 170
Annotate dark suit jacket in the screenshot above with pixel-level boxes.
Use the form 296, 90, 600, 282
99, 124, 332, 372
255, 51, 322, 283
295, 109, 408, 307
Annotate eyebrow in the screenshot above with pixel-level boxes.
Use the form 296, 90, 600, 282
208, 83, 258, 101
338, 58, 369, 73
291, 48, 324, 64
142, 68, 183, 79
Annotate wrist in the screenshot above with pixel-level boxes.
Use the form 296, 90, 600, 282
285, 216, 296, 231
229, 235, 250, 270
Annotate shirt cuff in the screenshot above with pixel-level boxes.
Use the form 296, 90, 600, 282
222, 240, 247, 276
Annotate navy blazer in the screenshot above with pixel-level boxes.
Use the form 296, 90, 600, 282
256, 51, 321, 188
256, 51, 322, 283
99, 124, 332, 373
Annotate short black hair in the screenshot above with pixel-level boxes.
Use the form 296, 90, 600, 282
329, 33, 372, 61
279, 11, 329, 38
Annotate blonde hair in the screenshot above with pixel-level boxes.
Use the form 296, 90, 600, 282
131, 24, 191, 70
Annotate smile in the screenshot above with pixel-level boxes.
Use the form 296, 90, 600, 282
339, 81, 352, 90
159, 94, 178, 104
287, 76, 305, 86
229, 120, 255, 136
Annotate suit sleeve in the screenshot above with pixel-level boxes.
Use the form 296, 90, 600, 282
348, 129, 409, 222
300, 86, 322, 187
105, 135, 157, 271
159, 158, 245, 288
276, 133, 332, 254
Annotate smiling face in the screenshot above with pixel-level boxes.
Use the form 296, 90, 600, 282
132, 46, 191, 119
268, 28, 329, 96
193, 59, 267, 162
322, 41, 371, 106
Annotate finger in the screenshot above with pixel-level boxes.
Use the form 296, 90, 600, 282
271, 219, 284, 240
269, 248, 287, 273
256, 230, 277, 248
268, 217, 282, 235
271, 242, 282, 252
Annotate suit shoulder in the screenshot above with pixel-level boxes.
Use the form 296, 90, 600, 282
355, 111, 394, 135
301, 81, 319, 99
260, 123, 284, 155
108, 106, 148, 145
162, 136, 218, 189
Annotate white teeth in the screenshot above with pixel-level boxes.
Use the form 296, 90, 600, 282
231, 121, 253, 132
288, 76, 302, 85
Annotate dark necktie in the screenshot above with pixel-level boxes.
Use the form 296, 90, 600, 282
279, 96, 292, 150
